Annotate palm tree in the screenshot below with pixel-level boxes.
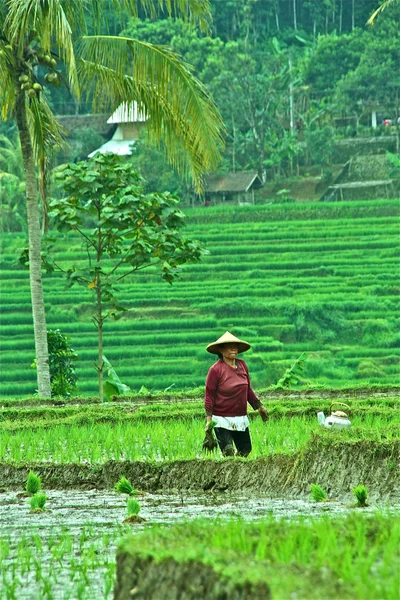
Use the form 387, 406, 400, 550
367, 0, 398, 24
0, 0, 223, 398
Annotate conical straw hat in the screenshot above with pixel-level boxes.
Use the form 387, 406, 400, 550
206, 331, 251, 355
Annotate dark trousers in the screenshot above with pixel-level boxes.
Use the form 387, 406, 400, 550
214, 427, 252, 457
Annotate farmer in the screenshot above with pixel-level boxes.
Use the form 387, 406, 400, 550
205, 331, 268, 457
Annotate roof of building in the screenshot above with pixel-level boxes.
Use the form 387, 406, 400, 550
204, 171, 262, 193
88, 139, 136, 157
107, 102, 147, 124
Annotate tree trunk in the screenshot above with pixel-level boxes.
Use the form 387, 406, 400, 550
352, 0, 355, 31
275, 1, 280, 31
96, 223, 104, 402
97, 279, 104, 402
293, 0, 297, 30
15, 91, 51, 398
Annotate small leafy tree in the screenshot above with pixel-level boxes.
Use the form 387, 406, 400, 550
50, 153, 206, 401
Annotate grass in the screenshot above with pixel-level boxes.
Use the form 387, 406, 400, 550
118, 511, 400, 600
0, 526, 119, 599
0, 409, 398, 465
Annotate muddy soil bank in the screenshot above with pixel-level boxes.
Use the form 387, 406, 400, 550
114, 555, 270, 600
1, 439, 398, 500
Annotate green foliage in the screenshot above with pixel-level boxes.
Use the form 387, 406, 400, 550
51, 153, 205, 290
353, 484, 368, 507
29, 493, 47, 511
310, 484, 328, 502
50, 153, 206, 399
127, 498, 141, 517
103, 356, 131, 401
305, 126, 334, 170
54, 127, 106, 165
386, 152, 400, 179
26, 471, 41, 496
114, 477, 138, 496
32, 329, 78, 398
275, 354, 306, 389
0, 134, 26, 233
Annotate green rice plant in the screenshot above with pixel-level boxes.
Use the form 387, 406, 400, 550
29, 493, 47, 511
353, 484, 368, 507
114, 477, 138, 496
26, 471, 41, 496
310, 484, 328, 502
127, 498, 141, 517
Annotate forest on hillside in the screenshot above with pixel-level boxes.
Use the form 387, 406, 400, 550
1, 0, 399, 231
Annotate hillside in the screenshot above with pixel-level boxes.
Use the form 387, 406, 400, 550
0, 198, 399, 397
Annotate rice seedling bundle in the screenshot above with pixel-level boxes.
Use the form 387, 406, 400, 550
353, 485, 368, 507
26, 471, 41, 496
29, 493, 47, 511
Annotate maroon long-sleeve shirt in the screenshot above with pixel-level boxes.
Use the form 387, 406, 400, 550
205, 358, 260, 417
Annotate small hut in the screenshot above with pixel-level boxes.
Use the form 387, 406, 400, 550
204, 171, 263, 205
88, 102, 147, 157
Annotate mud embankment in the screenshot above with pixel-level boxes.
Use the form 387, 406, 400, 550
114, 555, 270, 600
1, 438, 398, 500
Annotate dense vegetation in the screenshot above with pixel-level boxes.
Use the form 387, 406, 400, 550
1, 198, 399, 397
1, 1, 399, 230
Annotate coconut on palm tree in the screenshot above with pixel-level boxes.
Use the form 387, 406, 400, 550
0, 0, 224, 397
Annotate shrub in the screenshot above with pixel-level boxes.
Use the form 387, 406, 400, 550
32, 329, 78, 397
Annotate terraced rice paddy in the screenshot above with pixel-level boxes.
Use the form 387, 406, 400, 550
1, 196, 399, 597
1, 198, 399, 396
0, 390, 399, 598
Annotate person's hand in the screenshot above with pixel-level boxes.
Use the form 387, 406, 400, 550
205, 418, 212, 433
258, 405, 269, 422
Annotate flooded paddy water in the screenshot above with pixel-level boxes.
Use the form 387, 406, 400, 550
0, 488, 398, 599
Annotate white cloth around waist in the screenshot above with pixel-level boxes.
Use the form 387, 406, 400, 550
212, 415, 249, 432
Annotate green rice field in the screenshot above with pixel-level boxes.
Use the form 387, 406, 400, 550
1, 198, 399, 396
0, 391, 399, 599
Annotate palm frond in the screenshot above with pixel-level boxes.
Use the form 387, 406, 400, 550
367, 0, 397, 24
26, 94, 66, 230
102, 0, 211, 31
0, 42, 15, 121
0, 135, 24, 178
77, 35, 224, 189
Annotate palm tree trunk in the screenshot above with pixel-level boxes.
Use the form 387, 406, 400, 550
15, 90, 51, 397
